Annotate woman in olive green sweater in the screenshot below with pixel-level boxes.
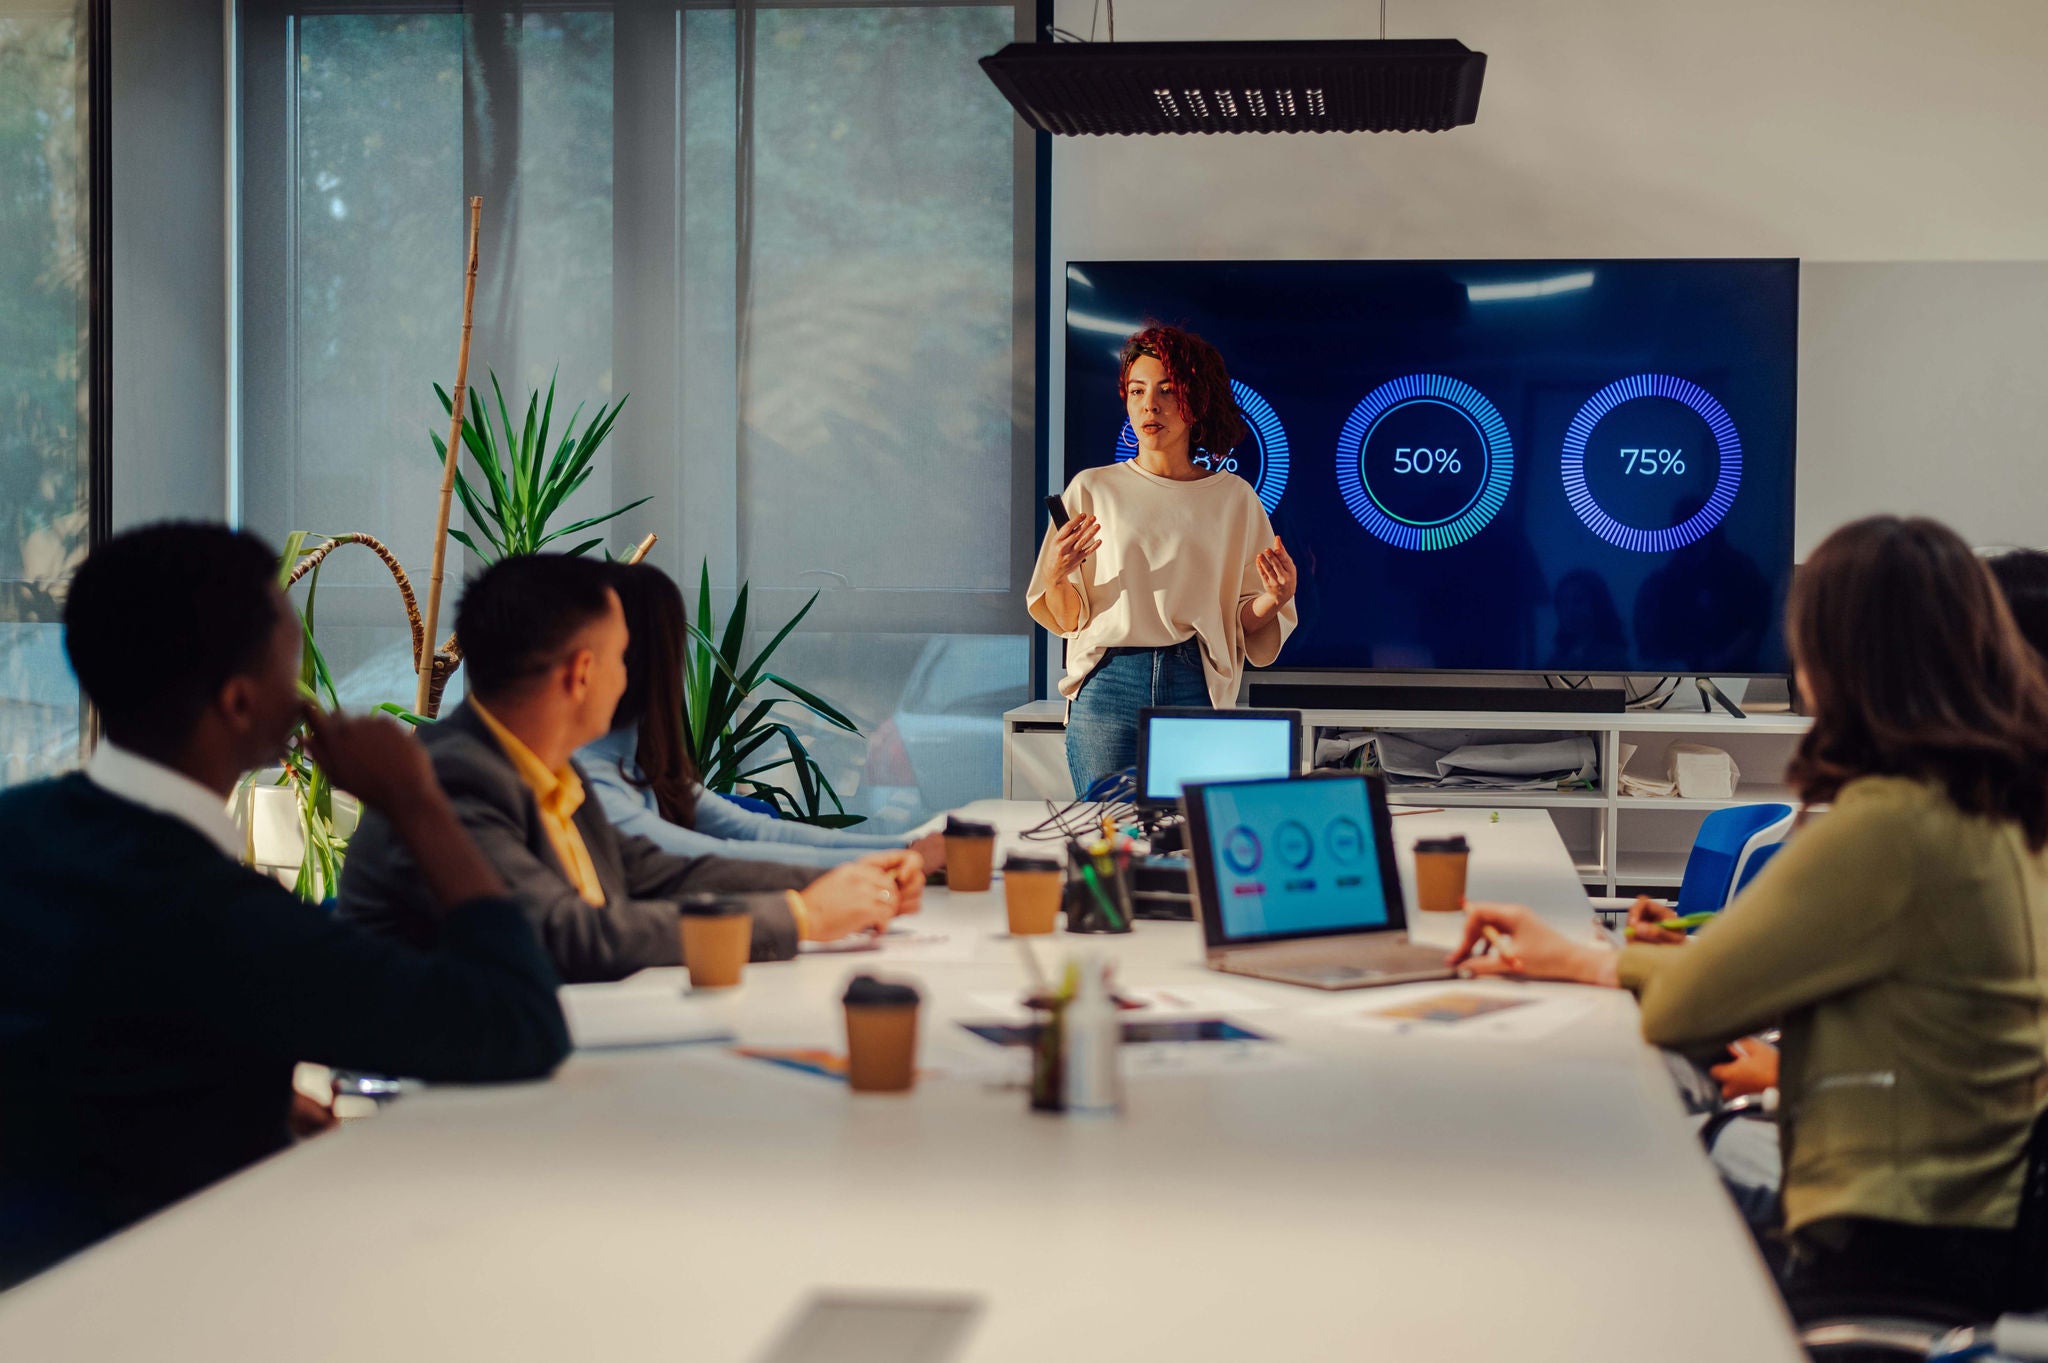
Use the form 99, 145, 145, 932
1454, 516, 2048, 1323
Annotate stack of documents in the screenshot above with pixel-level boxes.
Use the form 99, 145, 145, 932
1617, 741, 1742, 799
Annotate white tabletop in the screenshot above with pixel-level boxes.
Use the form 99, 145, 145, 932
0, 802, 1800, 1361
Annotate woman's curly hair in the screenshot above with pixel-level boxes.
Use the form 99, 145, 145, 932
1117, 324, 1247, 458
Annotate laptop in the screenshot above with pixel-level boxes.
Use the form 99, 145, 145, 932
1181, 773, 1456, 990
1135, 707, 1301, 814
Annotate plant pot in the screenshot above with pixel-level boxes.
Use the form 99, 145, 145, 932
238, 775, 362, 895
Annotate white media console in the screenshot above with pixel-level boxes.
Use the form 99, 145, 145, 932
1001, 700, 1811, 897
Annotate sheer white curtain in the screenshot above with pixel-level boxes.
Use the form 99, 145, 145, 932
238, 0, 1035, 826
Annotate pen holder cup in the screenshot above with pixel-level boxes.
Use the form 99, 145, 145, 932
1062, 847, 1135, 935
1027, 997, 1068, 1112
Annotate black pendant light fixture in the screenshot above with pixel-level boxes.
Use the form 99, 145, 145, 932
980, 2, 1486, 136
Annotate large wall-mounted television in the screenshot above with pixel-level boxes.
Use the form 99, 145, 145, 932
1063, 259, 1798, 676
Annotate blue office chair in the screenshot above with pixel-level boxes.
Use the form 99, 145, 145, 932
1593, 802, 1797, 927
1673, 802, 1797, 919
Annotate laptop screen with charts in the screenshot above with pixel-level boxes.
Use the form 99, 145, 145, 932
1136, 707, 1301, 810
1181, 774, 1410, 950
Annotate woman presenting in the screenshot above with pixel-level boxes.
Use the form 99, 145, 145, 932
1028, 325, 1298, 797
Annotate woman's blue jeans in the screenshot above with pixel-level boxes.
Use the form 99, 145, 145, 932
1065, 639, 1211, 798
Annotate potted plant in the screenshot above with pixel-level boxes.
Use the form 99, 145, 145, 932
431, 369, 644, 562
239, 369, 656, 900
678, 560, 866, 828
238, 532, 374, 901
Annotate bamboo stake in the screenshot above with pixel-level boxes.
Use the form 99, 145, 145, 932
624, 533, 658, 566
416, 196, 484, 718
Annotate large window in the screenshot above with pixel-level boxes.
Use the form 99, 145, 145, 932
239, 1, 1036, 827
0, 1, 94, 785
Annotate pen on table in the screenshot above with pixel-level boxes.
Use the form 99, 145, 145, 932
1480, 924, 1523, 972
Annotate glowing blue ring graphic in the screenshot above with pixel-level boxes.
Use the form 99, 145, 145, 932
1115, 378, 1291, 514
1335, 374, 1515, 551
1559, 374, 1742, 553
1360, 400, 1488, 527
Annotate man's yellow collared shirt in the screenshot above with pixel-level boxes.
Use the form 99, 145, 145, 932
469, 700, 607, 907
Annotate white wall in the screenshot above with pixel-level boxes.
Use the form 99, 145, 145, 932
1047, 0, 2048, 555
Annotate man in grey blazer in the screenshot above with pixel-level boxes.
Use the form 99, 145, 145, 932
339, 555, 918, 983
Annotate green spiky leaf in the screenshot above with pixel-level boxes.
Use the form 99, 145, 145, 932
674, 559, 866, 828
429, 369, 633, 565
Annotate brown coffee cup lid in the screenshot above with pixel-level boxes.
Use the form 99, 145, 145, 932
843, 974, 919, 1007
945, 815, 996, 838
1414, 835, 1471, 854
678, 893, 751, 918
1003, 854, 1061, 872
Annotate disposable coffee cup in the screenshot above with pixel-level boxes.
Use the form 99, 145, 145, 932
678, 894, 752, 989
1412, 835, 1471, 914
1002, 854, 1063, 936
842, 975, 920, 1093
943, 816, 998, 894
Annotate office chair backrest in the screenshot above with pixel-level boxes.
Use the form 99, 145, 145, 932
1675, 803, 1796, 920
1800, 1102, 2048, 1352
1729, 808, 1798, 899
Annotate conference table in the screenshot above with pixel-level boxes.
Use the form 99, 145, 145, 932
0, 801, 1802, 1361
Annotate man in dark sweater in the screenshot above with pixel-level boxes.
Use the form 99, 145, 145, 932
338, 555, 918, 982
0, 525, 571, 1290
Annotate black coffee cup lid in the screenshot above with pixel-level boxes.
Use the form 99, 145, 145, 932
1414, 836, 1471, 854
843, 974, 920, 1007
945, 816, 996, 838
678, 893, 751, 918
1003, 854, 1061, 872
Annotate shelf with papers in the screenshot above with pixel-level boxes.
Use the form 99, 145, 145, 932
1001, 702, 1812, 896
1386, 787, 1607, 809
1615, 782, 1800, 812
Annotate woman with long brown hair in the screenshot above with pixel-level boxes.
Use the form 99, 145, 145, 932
580, 563, 946, 873
1029, 324, 1298, 797
1449, 515, 2048, 1322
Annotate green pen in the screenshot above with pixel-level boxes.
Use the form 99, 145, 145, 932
1077, 860, 1124, 930
1625, 911, 1715, 939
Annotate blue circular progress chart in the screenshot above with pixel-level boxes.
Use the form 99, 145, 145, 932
1116, 378, 1291, 514
1560, 374, 1743, 553
1335, 374, 1515, 551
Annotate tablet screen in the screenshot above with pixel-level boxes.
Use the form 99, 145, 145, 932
1143, 713, 1294, 802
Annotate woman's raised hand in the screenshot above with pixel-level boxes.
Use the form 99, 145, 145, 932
1053, 512, 1100, 579
1254, 535, 1298, 607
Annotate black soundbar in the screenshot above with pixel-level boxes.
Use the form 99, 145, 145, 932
1245, 682, 1626, 714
